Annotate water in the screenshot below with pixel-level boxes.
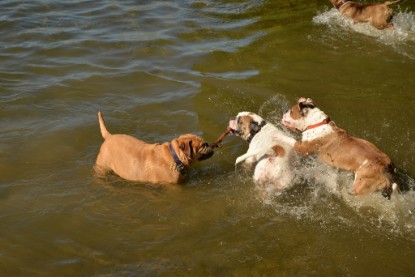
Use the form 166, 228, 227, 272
1, 0, 415, 275
313, 7, 415, 59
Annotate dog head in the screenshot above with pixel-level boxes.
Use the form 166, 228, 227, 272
282, 97, 328, 132
228, 112, 267, 143
171, 134, 214, 164
330, 0, 345, 9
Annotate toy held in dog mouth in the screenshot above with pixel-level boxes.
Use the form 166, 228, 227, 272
211, 128, 232, 148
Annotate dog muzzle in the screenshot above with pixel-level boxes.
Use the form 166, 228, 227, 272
197, 143, 215, 161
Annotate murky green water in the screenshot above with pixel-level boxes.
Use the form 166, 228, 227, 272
1, 0, 415, 275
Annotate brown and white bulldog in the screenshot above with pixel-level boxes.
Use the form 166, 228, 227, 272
228, 112, 296, 189
279, 98, 397, 199
95, 112, 214, 184
330, 0, 403, 29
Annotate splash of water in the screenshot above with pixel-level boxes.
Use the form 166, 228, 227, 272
312, 7, 415, 58
257, 94, 291, 129
255, 95, 415, 241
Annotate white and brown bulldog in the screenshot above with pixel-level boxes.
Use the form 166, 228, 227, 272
228, 112, 296, 189
95, 112, 214, 184
331, 0, 403, 29
280, 97, 397, 199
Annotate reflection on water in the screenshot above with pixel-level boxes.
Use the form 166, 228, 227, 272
1, 0, 415, 275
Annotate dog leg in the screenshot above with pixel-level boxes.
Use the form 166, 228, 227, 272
353, 167, 391, 198
272, 134, 296, 147
385, 0, 403, 6
94, 164, 111, 178
235, 148, 276, 165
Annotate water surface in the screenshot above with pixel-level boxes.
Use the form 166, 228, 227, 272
1, 0, 415, 275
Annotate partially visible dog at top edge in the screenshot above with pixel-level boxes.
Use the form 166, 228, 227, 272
330, 0, 403, 29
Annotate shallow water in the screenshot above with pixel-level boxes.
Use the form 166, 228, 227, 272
1, 0, 415, 275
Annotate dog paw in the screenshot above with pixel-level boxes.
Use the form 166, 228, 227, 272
235, 156, 244, 165
347, 190, 357, 196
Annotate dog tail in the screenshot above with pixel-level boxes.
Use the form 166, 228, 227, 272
385, 0, 403, 6
98, 111, 111, 139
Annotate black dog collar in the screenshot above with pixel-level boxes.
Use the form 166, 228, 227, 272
169, 143, 186, 172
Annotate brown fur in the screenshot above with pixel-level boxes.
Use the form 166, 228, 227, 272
294, 122, 394, 195
95, 112, 213, 184
330, 0, 403, 29
272, 145, 286, 157
284, 98, 397, 198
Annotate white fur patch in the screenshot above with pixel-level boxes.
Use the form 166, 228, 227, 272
234, 116, 296, 190
302, 124, 334, 141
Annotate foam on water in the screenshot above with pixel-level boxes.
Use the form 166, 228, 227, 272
312, 7, 415, 58
255, 95, 415, 241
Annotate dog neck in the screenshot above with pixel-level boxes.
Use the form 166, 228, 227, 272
301, 109, 334, 142
302, 120, 334, 142
304, 117, 331, 131
169, 143, 186, 172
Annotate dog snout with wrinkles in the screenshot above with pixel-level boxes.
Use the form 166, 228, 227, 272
197, 142, 215, 161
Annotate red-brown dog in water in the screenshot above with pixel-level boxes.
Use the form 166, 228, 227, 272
278, 97, 398, 199
330, 0, 403, 29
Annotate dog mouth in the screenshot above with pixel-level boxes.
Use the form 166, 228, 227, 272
228, 119, 242, 136
230, 128, 242, 136
197, 143, 215, 161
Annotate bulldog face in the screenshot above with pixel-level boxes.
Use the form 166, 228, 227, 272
228, 112, 266, 143
174, 134, 214, 162
281, 97, 316, 132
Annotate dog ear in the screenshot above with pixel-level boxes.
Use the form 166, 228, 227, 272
179, 141, 193, 158
249, 121, 260, 133
249, 120, 266, 140
298, 98, 315, 115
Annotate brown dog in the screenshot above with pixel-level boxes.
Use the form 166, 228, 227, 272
330, 0, 403, 29
95, 112, 214, 184
279, 98, 398, 199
